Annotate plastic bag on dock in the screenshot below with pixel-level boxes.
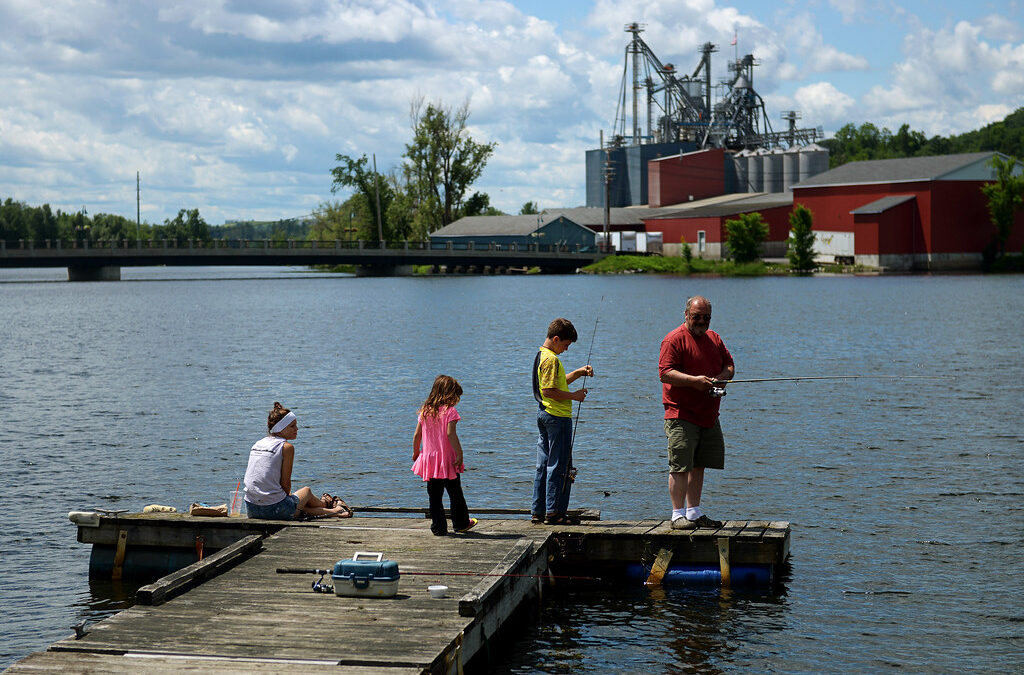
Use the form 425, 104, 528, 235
188, 502, 228, 517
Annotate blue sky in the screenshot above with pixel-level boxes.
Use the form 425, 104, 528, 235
1, 0, 1021, 224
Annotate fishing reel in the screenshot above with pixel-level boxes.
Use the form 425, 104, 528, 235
568, 466, 578, 482
708, 384, 728, 398
311, 572, 334, 594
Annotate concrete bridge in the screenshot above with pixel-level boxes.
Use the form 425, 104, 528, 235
0, 238, 606, 280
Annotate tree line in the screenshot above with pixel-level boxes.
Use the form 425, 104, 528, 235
823, 107, 1024, 167
0, 200, 212, 245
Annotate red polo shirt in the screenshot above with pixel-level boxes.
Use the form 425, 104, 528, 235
659, 324, 734, 427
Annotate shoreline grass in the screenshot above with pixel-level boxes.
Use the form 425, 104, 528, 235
580, 255, 791, 276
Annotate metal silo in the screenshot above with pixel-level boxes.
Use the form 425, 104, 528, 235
764, 148, 783, 193
782, 146, 800, 191
731, 150, 750, 193
747, 148, 766, 193
799, 143, 830, 182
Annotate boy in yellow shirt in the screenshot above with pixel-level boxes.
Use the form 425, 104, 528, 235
531, 318, 594, 525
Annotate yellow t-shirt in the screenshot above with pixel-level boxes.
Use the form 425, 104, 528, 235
537, 346, 572, 417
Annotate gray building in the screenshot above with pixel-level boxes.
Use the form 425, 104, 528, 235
586, 142, 697, 207
429, 214, 596, 251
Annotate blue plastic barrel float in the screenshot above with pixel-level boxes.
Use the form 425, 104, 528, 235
625, 563, 772, 586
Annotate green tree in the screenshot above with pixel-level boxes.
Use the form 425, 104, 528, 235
519, 201, 539, 215
724, 212, 768, 263
161, 208, 210, 243
91, 213, 137, 241
460, 191, 502, 218
786, 204, 817, 274
980, 154, 1024, 261
330, 154, 394, 242
402, 98, 496, 232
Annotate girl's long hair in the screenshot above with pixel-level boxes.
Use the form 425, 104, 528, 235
420, 375, 462, 419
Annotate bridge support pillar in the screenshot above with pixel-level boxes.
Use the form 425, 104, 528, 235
68, 265, 121, 281
354, 264, 415, 277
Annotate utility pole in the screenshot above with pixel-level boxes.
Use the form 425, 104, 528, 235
602, 152, 615, 252
136, 171, 141, 240
372, 153, 383, 247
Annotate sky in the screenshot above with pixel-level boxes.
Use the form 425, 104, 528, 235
1, 0, 1022, 225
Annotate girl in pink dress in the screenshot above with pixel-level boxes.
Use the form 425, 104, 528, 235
412, 375, 478, 536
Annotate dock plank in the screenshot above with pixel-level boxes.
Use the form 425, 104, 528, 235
5, 651, 415, 674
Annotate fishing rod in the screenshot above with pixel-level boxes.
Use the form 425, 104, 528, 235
566, 298, 602, 492
276, 568, 599, 581
708, 375, 945, 397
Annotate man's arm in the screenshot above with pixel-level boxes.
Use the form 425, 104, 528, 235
660, 368, 716, 392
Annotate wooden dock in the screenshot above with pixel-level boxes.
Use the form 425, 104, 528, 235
6, 515, 790, 674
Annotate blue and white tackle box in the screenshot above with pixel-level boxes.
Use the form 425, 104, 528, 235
332, 551, 400, 598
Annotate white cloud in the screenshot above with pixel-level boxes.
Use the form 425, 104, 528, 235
862, 19, 1024, 134
791, 82, 856, 126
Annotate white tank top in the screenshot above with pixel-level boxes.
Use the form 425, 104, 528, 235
243, 435, 288, 505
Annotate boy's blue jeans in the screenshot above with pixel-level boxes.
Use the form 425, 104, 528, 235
533, 410, 573, 516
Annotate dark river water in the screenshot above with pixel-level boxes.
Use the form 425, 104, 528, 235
1, 266, 1021, 672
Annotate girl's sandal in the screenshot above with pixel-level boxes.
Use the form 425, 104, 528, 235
321, 493, 337, 509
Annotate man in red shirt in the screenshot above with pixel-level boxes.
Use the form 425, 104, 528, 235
658, 296, 734, 529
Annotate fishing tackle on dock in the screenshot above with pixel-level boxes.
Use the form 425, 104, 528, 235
706, 375, 944, 397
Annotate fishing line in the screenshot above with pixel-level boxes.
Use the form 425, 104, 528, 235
565, 296, 602, 492
709, 374, 945, 397
570, 298, 602, 449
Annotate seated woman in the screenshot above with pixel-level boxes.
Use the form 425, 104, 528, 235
244, 402, 352, 520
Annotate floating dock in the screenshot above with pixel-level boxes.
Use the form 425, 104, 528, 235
6, 513, 790, 674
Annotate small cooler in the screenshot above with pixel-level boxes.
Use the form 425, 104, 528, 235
332, 551, 400, 598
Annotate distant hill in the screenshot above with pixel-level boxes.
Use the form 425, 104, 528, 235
822, 106, 1024, 167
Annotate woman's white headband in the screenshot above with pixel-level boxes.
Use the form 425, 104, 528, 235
270, 411, 296, 434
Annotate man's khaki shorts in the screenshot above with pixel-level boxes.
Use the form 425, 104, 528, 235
665, 418, 725, 472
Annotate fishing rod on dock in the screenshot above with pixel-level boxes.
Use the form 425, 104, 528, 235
276, 567, 598, 580
276, 567, 599, 593
707, 375, 945, 397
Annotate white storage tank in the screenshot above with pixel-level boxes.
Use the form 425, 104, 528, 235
764, 148, 784, 193
799, 143, 830, 182
782, 147, 801, 192
747, 148, 766, 193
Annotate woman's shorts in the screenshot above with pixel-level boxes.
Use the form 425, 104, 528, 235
245, 494, 300, 520
665, 418, 725, 472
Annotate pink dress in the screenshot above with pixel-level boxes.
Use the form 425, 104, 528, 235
412, 406, 462, 481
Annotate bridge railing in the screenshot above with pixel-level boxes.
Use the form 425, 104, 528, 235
1, 239, 596, 254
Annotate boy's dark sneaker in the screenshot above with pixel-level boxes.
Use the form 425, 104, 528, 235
692, 515, 723, 528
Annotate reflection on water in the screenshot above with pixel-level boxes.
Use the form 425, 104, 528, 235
1, 268, 1022, 671
498, 585, 791, 674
